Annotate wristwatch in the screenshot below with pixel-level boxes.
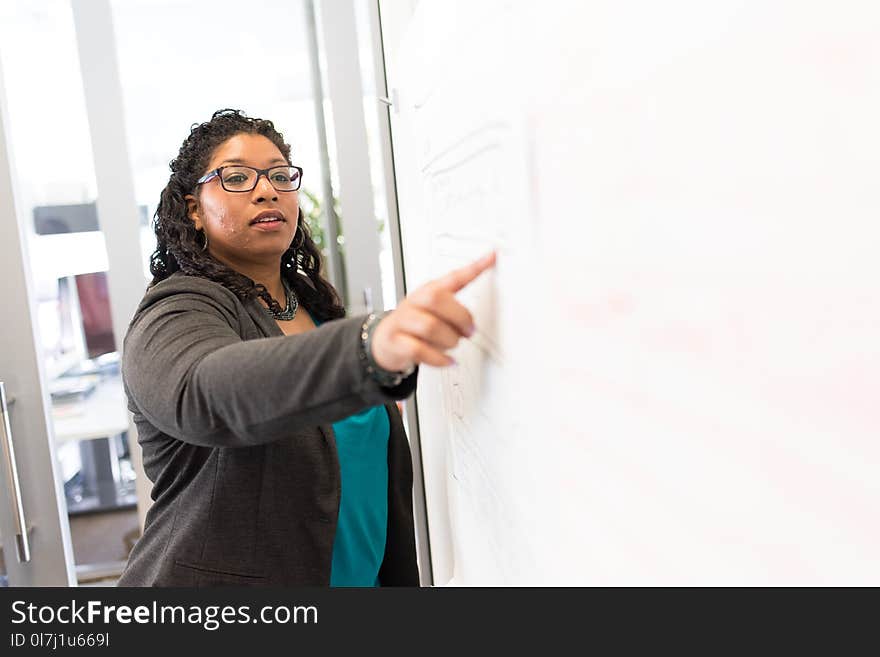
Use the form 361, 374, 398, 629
359, 312, 415, 388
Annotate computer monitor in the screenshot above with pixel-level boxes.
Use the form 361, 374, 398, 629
74, 272, 116, 358
37, 275, 88, 380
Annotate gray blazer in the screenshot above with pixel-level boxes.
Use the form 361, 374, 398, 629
117, 272, 419, 586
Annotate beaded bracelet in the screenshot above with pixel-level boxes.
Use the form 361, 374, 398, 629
359, 311, 415, 388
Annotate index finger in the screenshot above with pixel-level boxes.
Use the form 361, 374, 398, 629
436, 251, 497, 292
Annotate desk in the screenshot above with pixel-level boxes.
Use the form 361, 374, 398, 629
52, 373, 129, 444
50, 373, 135, 514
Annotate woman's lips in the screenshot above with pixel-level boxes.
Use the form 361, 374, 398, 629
250, 210, 286, 232
251, 219, 285, 231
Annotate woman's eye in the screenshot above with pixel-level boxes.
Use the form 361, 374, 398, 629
271, 173, 291, 183
224, 174, 248, 184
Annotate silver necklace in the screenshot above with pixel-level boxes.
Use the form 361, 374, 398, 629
267, 277, 298, 321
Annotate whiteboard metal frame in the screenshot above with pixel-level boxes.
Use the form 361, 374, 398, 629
370, 0, 434, 586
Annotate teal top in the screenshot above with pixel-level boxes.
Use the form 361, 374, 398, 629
310, 313, 390, 586
329, 405, 390, 586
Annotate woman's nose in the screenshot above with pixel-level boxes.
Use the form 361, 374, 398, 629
253, 173, 278, 201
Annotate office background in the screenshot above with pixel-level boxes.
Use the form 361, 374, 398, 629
2, 0, 880, 586
0, 0, 420, 586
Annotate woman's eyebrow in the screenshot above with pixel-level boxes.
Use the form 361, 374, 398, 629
218, 157, 288, 166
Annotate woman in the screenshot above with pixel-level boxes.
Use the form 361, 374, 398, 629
117, 109, 494, 587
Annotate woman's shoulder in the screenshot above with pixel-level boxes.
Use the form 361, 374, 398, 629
143, 272, 240, 303
133, 273, 243, 326
146, 270, 230, 293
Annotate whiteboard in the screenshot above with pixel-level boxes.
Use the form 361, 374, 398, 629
383, 0, 880, 585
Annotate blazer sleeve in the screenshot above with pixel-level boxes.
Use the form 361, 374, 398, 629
122, 289, 417, 448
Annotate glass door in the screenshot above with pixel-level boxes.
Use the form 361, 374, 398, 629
0, 0, 146, 585
0, 59, 77, 586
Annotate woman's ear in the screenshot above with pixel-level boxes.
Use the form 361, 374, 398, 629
184, 194, 202, 231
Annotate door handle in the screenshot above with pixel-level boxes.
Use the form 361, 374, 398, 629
0, 381, 31, 563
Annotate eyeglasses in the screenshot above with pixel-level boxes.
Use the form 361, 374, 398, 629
196, 165, 303, 193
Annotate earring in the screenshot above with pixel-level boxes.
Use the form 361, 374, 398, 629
200, 230, 209, 252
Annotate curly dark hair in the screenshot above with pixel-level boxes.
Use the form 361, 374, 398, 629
149, 108, 345, 322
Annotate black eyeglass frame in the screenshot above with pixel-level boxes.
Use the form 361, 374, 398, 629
196, 165, 303, 193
